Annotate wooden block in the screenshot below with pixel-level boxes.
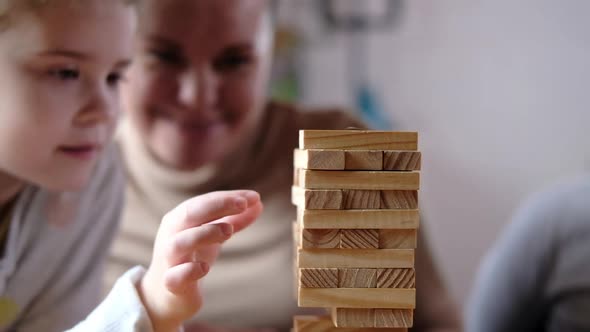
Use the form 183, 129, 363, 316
377, 268, 416, 288
342, 190, 381, 209
298, 170, 420, 190
383, 151, 422, 171
293, 167, 299, 186
300, 130, 418, 151
293, 315, 408, 332
294, 149, 345, 170
299, 209, 420, 229
375, 309, 414, 328
345, 150, 383, 170
301, 229, 340, 249
293, 221, 300, 247
380, 190, 418, 209
292, 186, 342, 209
332, 308, 374, 328
297, 248, 415, 268
298, 287, 416, 309
294, 316, 335, 332
294, 258, 300, 299
300, 268, 338, 288
338, 268, 377, 288
379, 229, 418, 249
341, 229, 379, 249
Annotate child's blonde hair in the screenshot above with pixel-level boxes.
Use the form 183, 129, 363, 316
0, 0, 137, 30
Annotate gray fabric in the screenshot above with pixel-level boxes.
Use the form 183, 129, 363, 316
466, 175, 590, 332
0, 146, 156, 331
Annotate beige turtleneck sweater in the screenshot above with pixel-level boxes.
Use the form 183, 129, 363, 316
106, 102, 460, 331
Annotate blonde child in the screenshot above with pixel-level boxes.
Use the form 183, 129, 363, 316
0, 0, 262, 331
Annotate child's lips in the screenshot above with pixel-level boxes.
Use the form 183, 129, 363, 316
58, 144, 101, 160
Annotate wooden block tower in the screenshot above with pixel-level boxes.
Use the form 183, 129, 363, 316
292, 130, 421, 331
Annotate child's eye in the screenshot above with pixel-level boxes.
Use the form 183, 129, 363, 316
49, 68, 80, 81
106, 72, 125, 86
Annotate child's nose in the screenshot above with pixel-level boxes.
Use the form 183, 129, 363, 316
75, 85, 117, 127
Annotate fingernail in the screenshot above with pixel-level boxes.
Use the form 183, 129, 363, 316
243, 191, 260, 201
234, 197, 247, 210
200, 262, 209, 274
219, 223, 233, 236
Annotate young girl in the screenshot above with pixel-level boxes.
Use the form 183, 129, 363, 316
0, 1, 262, 331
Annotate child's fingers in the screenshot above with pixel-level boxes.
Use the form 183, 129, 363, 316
164, 261, 209, 294
166, 223, 233, 265
165, 190, 260, 232
213, 200, 263, 233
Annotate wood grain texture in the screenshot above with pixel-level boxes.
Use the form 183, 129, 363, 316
379, 229, 418, 249
292, 186, 342, 209
299, 209, 420, 229
380, 190, 418, 209
293, 221, 300, 247
293, 167, 299, 186
341, 229, 379, 249
293, 315, 408, 332
297, 248, 415, 268
301, 229, 340, 249
298, 170, 420, 190
345, 150, 383, 170
299, 268, 338, 288
294, 149, 345, 170
383, 151, 422, 171
299, 130, 418, 151
341, 190, 381, 209
298, 287, 416, 309
338, 268, 377, 288
330, 308, 413, 328
331, 308, 374, 328
375, 309, 414, 328
376, 268, 416, 288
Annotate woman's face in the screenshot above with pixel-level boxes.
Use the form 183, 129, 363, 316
123, 0, 273, 170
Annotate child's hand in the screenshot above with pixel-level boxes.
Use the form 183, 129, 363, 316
137, 190, 263, 332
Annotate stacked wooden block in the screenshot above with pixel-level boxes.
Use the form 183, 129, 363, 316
292, 130, 421, 331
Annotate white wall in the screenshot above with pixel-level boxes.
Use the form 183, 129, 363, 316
299, 0, 590, 307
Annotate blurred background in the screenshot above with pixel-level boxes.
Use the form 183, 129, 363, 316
270, 0, 590, 311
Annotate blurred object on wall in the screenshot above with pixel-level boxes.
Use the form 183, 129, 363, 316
319, 0, 404, 129
270, 0, 405, 129
271, 24, 303, 103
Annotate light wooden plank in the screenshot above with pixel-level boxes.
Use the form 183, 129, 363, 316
331, 308, 374, 328
375, 309, 414, 328
345, 150, 383, 170
300, 268, 338, 288
379, 229, 418, 249
293, 221, 300, 247
342, 190, 381, 209
338, 268, 377, 288
292, 186, 342, 209
299, 130, 418, 151
299, 209, 420, 230
297, 248, 415, 268
293, 315, 408, 332
377, 268, 416, 289
380, 190, 418, 209
293, 167, 299, 186
301, 229, 340, 249
298, 288, 416, 309
294, 149, 345, 170
293, 222, 300, 298
383, 151, 422, 171
298, 170, 420, 190
341, 229, 379, 249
